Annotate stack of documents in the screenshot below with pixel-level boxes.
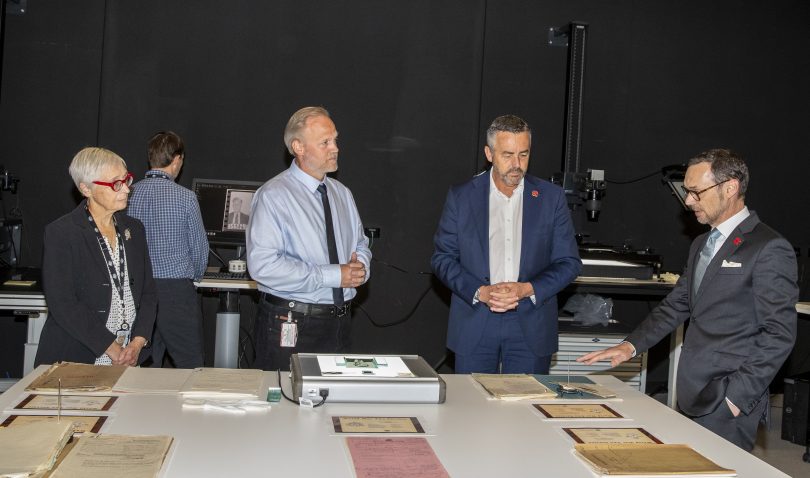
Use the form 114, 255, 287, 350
0, 420, 74, 477
573, 443, 736, 477
179, 367, 265, 400
26, 362, 127, 393
51, 434, 173, 477
472, 373, 557, 400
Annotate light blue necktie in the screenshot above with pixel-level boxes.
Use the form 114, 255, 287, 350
693, 228, 722, 294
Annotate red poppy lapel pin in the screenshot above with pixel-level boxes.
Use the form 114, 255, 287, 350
531, 190, 539, 198
733, 237, 742, 246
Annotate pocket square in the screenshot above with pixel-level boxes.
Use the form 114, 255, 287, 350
721, 260, 742, 268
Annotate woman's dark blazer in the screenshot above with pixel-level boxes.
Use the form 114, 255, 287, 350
35, 200, 157, 365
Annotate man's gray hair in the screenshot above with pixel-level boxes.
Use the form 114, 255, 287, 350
486, 114, 531, 149
687, 148, 749, 198
68, 147, 127, 190
283, 106, 331, 156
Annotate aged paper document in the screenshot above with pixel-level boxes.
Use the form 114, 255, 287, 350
14, 394, 117, 411
26, 362, 127, 392
472, 373, 557, 400
2, 414, 107, 434
346, 437, 449, 478
0, 420, 73, 477
333, 416, 425, 434
113, 367, 192, 394
563, 427, 661, 444
51, 434, 173, 478
179, 367, 264, 399
573, 443, 736, 476
534, 403, 623, 419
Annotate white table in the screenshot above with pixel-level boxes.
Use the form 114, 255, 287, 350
0, 366, 788, 477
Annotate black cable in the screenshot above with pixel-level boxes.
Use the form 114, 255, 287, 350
208, 248, 227, 267
356, 283, 433, 328
277, 369, 298, 404
312, 389, 329, 408
605, 169, 661, 185
276, 369, 328, 406
356, 258, 434, 328
371, 257, 432, 275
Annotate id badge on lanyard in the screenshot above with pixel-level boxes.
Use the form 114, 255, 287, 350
116, 320, 131, 347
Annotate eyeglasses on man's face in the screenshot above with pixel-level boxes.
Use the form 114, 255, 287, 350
681, 179, 730, 202
93, 172, 134, 192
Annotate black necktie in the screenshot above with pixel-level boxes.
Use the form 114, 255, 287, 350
317, 184, 344, 306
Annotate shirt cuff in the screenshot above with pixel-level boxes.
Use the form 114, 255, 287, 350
621, 340, 637, 358
321, 264, 342, 288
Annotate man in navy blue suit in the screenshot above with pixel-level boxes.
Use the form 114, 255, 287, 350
431, 115, 581, 374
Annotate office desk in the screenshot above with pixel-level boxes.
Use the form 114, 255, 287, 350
0, 268, 47, 386
0, 366, 788, 477
194, 278, 257, 368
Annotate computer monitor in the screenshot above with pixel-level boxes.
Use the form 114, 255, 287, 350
191, 178, 264, 246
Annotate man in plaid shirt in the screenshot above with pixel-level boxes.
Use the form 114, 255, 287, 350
128, 131, 209, 368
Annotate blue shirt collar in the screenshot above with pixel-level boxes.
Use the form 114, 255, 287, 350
289, 160, 325, 193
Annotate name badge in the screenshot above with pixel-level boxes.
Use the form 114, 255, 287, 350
280, 312, 297, 347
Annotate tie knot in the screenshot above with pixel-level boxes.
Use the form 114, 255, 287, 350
317, 184, 327, 196
706, 228, 722, 246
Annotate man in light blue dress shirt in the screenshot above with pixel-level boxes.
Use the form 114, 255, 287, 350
246, 107, 371, 371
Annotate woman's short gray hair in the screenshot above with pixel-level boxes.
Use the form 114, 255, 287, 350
68, 147, 127, 190
283, 106, 330, 156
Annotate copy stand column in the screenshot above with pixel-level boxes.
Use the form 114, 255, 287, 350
214, 290, 240, 368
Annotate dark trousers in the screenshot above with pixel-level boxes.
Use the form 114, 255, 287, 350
454, 312, 552, 374
151, 279, 204, 369
252, 298, 352, 371
692, 393, 768, 451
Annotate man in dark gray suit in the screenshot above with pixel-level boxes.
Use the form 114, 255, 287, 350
578, 148, 798, 451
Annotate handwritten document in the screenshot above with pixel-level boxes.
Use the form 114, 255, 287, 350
2, 414, 107, 435
472, 373, 557, 400
15, 394, 117, 411
51, 434, 173, 478
534, 403, 623, 419
180, 367, 264, 399
346, 437, 449, 478
333, 416, 424, 434
563, 427, 661, 444
573, 443, 736, 476
26, 362, 127, 392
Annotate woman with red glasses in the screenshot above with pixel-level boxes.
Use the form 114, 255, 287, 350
35, 147, 157, 367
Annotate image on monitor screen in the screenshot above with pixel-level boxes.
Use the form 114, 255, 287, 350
192, 178, 264, 246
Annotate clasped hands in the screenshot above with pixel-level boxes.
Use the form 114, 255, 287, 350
478, 282, 534, 313
105, 336, 147, 366
340, 252, 366, 288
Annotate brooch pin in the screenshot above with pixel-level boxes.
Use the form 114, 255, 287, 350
531, 190, 539, 198
733, 237, 742, 246
124, 229, 131, 241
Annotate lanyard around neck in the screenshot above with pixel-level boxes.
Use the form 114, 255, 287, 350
85, 206, 128, 319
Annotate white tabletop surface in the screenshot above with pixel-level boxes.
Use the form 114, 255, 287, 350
0, 366, 788, 477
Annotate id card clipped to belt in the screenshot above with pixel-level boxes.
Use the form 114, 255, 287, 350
280, 311, 297, 347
